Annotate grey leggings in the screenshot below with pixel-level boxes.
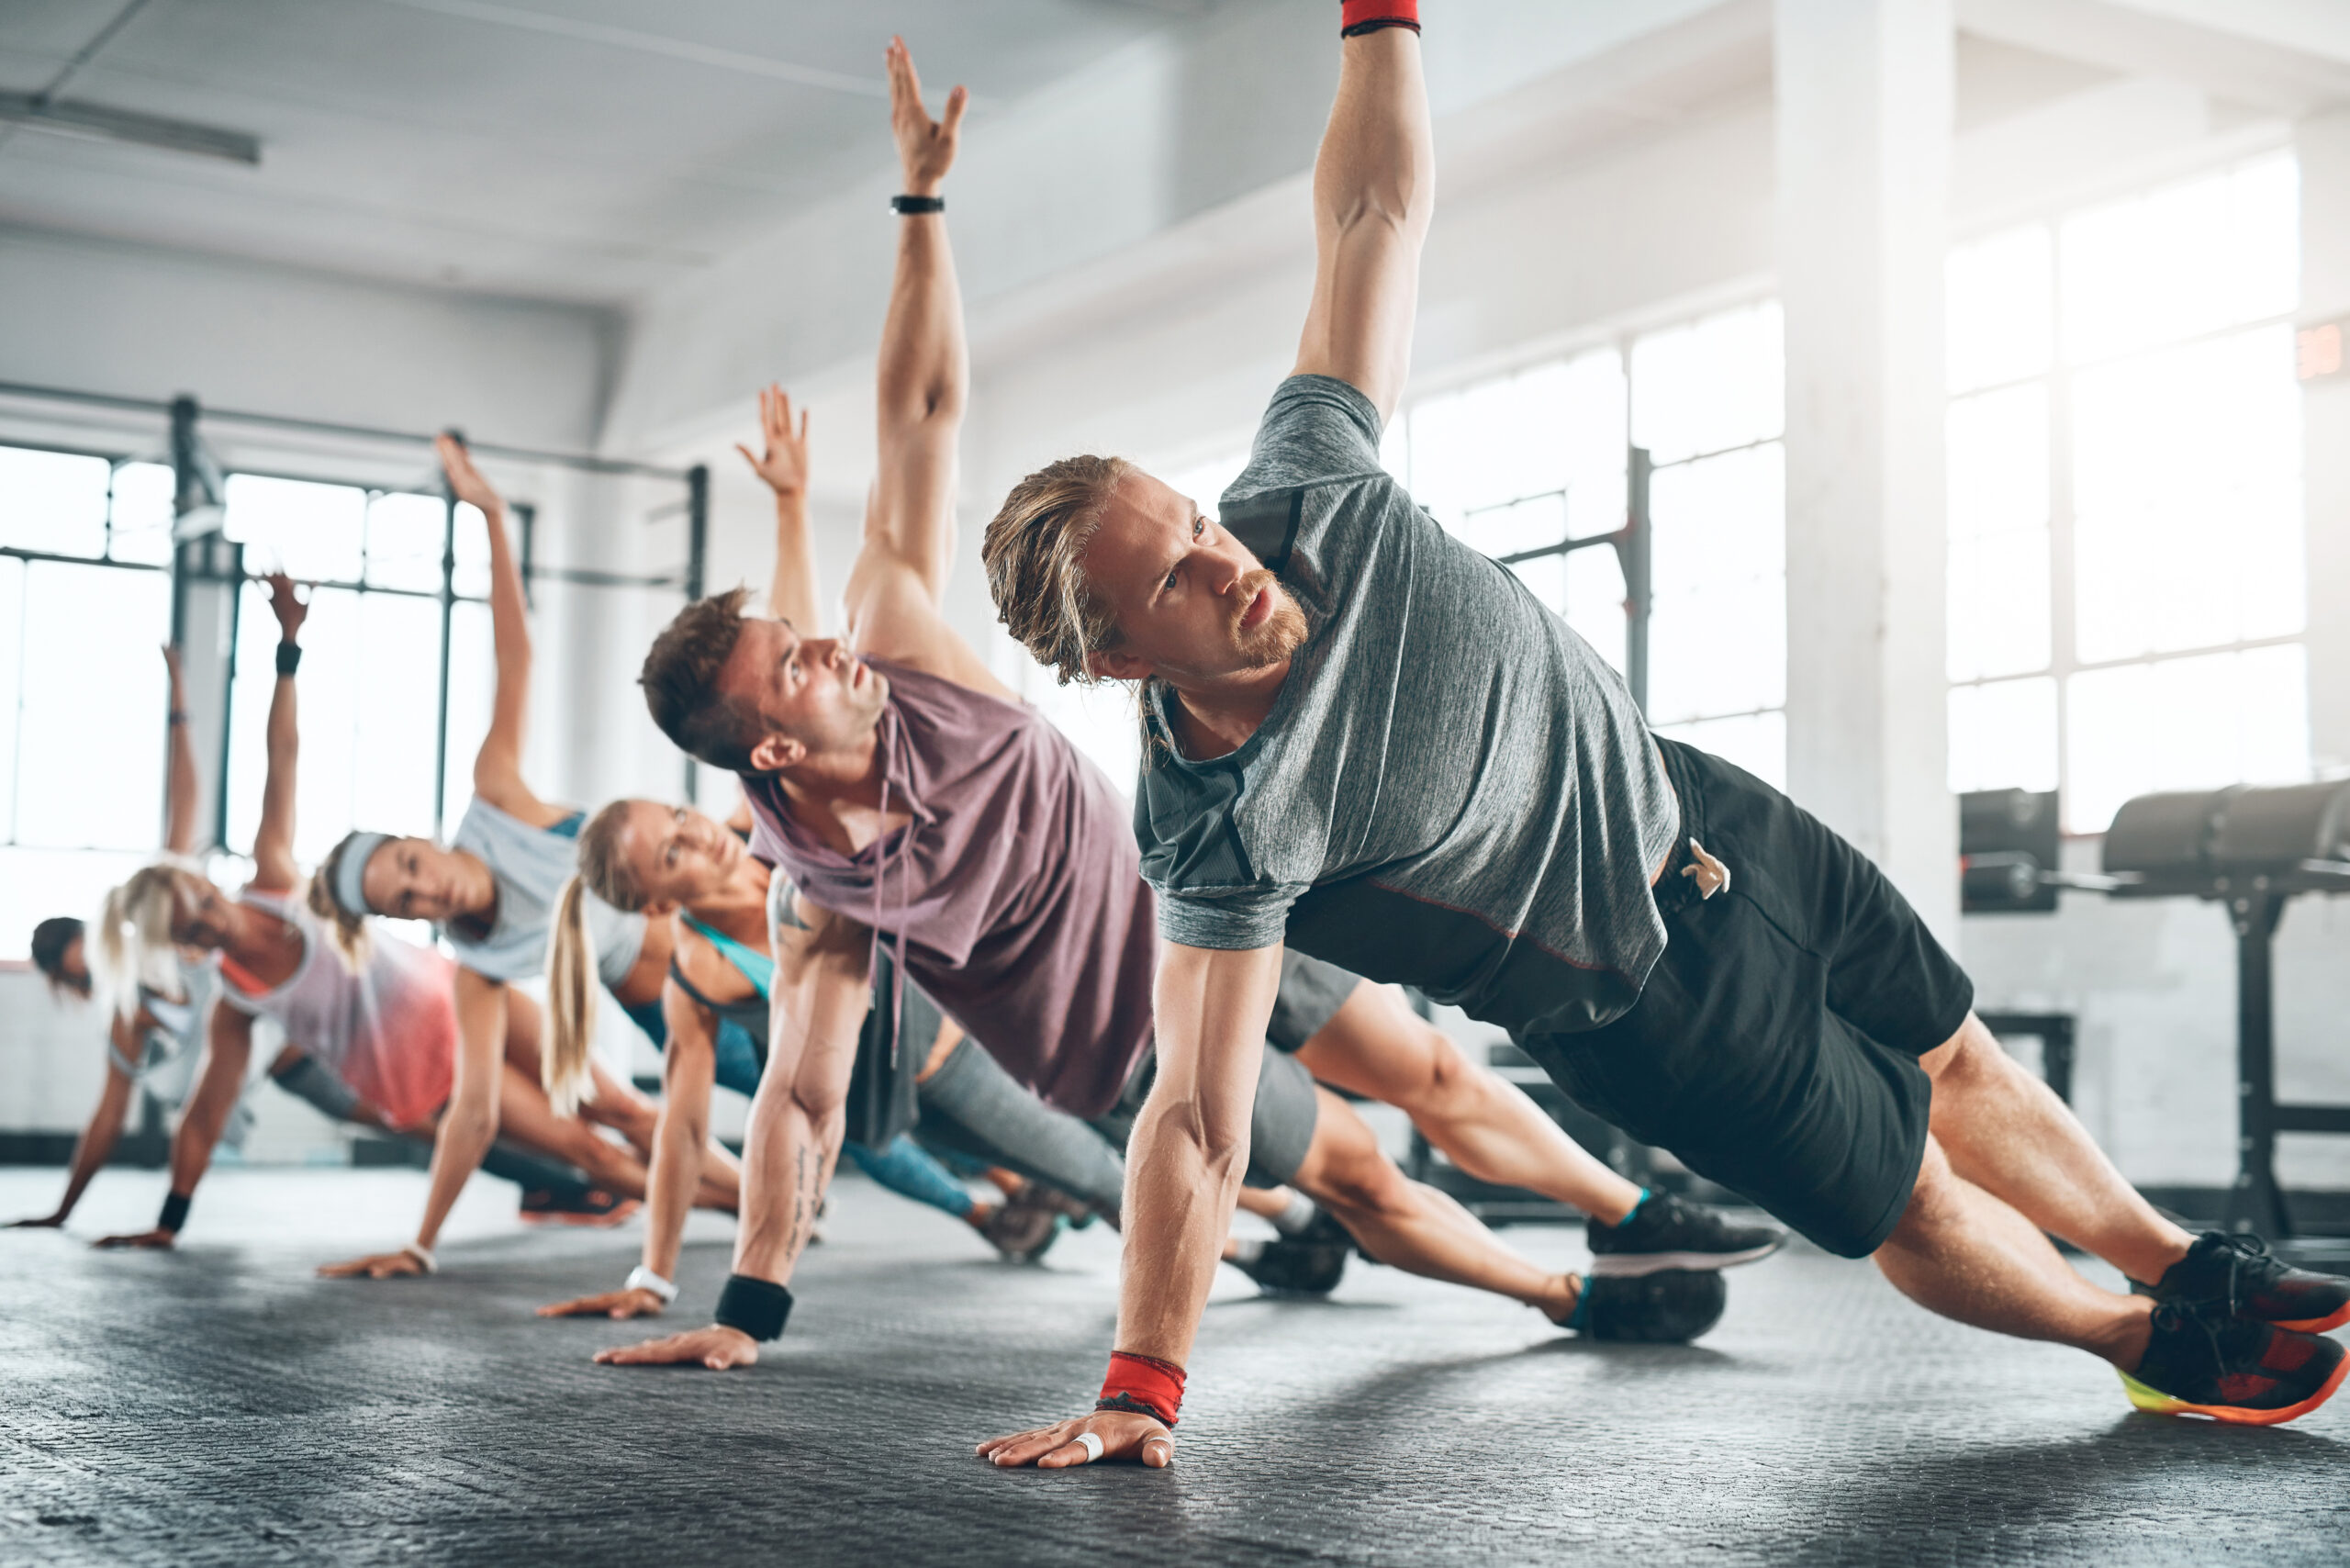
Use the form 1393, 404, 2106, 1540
915, 1038, 1127, 1218
270, 1054, 596, 1200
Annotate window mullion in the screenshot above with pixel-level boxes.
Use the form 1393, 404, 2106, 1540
2049, 358, 2078, 829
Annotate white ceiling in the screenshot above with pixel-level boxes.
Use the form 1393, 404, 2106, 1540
0, 0, 1226, 307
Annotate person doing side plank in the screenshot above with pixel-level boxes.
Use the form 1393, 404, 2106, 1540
77, 577, 631, 1257
533, 794, 1382, 1326
979, 1, 2347, 1467
10, 646, 421, 1234
309, 437, 741, 1279
611, 36, 1777, 1373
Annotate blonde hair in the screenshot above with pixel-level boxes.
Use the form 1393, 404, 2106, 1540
92, 861, 201, 1024
980, 454, 1134, 686
542, 801, 647, 1118
307, 834, 375, 970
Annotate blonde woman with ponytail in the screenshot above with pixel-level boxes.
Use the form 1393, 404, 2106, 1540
8, 646, 345, 1235
59, 577, 471, 1250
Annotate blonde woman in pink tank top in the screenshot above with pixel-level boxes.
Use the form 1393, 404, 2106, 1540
87, 576, 701, 1270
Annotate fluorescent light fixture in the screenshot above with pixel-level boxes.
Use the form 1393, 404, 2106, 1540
0, 93, 260, 165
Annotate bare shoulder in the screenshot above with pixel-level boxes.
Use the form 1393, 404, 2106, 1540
672, 919, 754, 1002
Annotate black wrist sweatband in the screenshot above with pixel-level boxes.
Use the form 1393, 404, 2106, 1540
890, 194, 945, 215
714, 1273, 794, 1340
275, 642, 302, 676
158, 1191, 192, 1234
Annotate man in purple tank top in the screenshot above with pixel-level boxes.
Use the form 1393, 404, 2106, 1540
597, 38, 1781, 1381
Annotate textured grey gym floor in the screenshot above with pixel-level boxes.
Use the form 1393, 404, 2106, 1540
3, 1169, 2345, 1568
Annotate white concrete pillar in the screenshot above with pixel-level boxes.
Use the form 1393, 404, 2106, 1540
2300, 110, 2350, 777
1775, 0, 1957, 941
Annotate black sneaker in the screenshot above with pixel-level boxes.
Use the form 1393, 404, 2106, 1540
1551, 1270, 1727, 1343
1586, 1193, 1786, 1277
979, 1193, 1063, 1263
2133, 1231, 2350, 1334
1233, 1216, 1352, 1296
2121, 1297, 2346, 1426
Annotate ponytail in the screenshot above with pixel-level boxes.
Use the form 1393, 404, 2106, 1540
542, 873, 600, 1118
92, 865, 193, 1024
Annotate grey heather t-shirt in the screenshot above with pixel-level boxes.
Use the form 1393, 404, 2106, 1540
1134, 375, 1680, 1037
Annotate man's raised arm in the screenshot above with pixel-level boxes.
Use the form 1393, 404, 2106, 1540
844, 39, 1011, 697
1291, 11, 1432, 425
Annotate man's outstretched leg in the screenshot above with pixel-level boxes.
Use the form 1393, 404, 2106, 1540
1874, 1135, 2345, 1425
1892, 1013, 2350, 1423
1294, 977, 1785, 1274
1919, 1015, 2189, 1281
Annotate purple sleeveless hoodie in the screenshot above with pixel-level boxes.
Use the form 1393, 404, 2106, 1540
742, 657, 1158, 1117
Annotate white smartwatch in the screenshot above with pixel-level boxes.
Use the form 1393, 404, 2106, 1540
625, 1265, 679, 1305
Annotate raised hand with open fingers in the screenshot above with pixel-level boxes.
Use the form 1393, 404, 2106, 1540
734, 385, 811, 499
592, 1324, 758, 1371
435, 431, 506, 519
887, 36, 966, 196
263, 572, 308, 642
975, 1409, 1175, 1471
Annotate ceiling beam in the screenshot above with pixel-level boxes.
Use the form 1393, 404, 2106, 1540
374, 0, 887, 98
0, 93, 261, 164
1959, 0, 2350, 116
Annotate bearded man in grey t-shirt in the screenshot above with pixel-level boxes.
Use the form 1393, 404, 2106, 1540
979, 6, 2344, 1466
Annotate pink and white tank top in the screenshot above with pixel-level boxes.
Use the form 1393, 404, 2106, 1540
218, 887, 457, 1131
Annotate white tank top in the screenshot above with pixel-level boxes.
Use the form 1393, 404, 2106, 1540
445, 795, 646, 987
218, 887, 457, 1131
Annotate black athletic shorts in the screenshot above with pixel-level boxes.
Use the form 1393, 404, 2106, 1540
1516, 739, 1975, 1258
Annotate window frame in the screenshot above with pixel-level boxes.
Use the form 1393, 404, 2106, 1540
1943, 143, 2306, 833
0, 436, 490, 860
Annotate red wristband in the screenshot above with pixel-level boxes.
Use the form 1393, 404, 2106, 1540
1098, 1350, 1187, 1428
1341, 0, 1420, 37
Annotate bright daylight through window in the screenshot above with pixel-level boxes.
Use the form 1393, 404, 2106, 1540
0, 451, 492, 958
1945, 151, 2306, 832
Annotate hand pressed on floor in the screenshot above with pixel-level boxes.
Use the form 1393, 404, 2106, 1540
93, 1227, 174, 1250
538, 1286, 666, 1321
593, 1325, 756, 1371
318, 1250, 428, 1280
976, 1410, 1173, 1470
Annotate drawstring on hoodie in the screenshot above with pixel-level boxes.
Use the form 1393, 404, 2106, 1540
871, 707, 911, 1067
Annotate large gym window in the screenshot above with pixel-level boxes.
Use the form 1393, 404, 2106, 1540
217, 475, 493, 868
0, 443, 492, 958
1380, 302, 1789, 789
1945, 151, 2307, 832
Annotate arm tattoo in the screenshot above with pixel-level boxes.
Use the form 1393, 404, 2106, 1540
782, 1141, 822, 1261
767, 872, 813, 936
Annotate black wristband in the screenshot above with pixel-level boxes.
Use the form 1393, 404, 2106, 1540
890, 194, 945, 215
158, 1191, 192, 1234
275, 642, 302, 676
714, 1273, 794, 1340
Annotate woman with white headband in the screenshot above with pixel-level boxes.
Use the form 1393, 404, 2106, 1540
79, 575, 679, 1260
308, 436, 742, 1280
